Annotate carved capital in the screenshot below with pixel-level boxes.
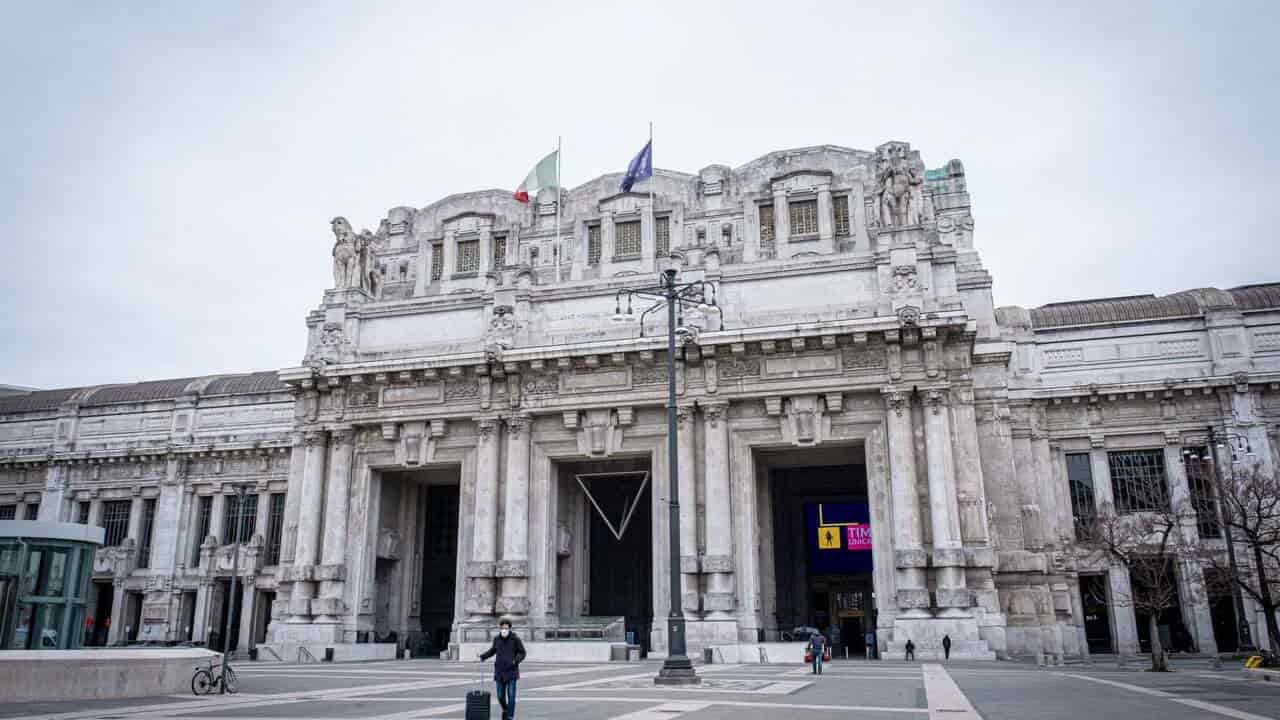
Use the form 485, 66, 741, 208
505, 414, 532, 438
926, 389, 948, 414
495, 560, 529, 578
699, 554, 735, 573
702, 400, 729, 428
330, 427, 355, 446
883, 389, 907, 417
675, 403, 697, 430
303, 430, 327, 447
476, 418, 499, 441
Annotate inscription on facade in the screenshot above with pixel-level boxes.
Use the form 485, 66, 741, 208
560, 369, 631, 394
382, 384, 444, 405
763, 352, 840, 378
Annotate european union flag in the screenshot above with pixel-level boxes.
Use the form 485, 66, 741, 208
620, 140, 653, 192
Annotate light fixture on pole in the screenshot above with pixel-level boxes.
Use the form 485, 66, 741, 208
220, 482, 253, 692
1203, 426, 1255, 652
614, 268, 720, 686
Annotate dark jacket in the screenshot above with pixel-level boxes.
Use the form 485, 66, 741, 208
480, 632, 527, 682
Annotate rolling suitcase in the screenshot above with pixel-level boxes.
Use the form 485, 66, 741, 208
465, 666, 491, 720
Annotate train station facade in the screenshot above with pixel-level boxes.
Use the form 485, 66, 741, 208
1, 141, 1277, 660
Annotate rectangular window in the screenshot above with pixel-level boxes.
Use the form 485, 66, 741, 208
655, 217, 670, 258
430, 243, 443, 281
833, 195, 851, 236
1065, 453, 1096, 539
191, 495, 212, 566
24, 503, 39, 520
265, 493, 286, 566
759, 204, 775, 248
455, 239, 480, 274
137, 498, 156, 568
0, 505, 15, 521
492, 234, 507, 269
1183, 446, 1222, 538
221, 494, 258, 544
789, 199, 819, 236
587, 225, 601, 265
614, 221, 641, 258
100, 500, 131, 547
1107, 449, 1169, 514
76, 502, 90, 525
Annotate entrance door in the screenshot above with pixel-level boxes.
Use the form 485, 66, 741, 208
214, 579, 242, 652
586, 472, 652, 652
1080, 574, 1113, 653
419, 484, 459, 656
88, 582, 112, 646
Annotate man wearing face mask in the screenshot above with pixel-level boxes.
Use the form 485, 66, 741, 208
478, 619, 526, 720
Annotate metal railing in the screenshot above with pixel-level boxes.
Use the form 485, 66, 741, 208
298, 646, 317, 663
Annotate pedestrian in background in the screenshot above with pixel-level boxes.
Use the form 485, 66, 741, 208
942, 634, 952, 661
904, 639, 915, 661
865, 629, 876, 660
808, 631, 828, 675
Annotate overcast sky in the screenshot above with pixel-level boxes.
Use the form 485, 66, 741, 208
2, 1, 1278, 390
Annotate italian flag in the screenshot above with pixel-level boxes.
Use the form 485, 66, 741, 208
513, 150, 559, 203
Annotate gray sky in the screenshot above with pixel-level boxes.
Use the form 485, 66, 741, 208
3, 1, 1278, 390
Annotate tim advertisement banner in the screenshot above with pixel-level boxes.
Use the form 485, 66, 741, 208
805, 502, 873, 575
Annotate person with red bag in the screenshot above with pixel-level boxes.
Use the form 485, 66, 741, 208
806, 631, 828, 675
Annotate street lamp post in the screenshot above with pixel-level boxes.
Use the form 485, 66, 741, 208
615, 268, 718, 686
220, 482, 252, 693
1201, 426, 1256, 652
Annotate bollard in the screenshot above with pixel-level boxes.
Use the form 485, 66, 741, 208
1036, 651, 1046, 668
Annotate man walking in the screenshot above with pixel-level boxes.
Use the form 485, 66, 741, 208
479, 619, 526, 720
865, 629, 876, 660
942, 634, 952, 661
808, 631, 828, 675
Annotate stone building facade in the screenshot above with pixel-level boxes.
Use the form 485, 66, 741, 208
2, 141, 1277, 661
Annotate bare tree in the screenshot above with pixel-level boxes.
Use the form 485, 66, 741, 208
1205, 464, 1280, 652
1078, 476, 1199, 671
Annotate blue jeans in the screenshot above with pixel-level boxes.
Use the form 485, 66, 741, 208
495, 678, 517, 719
811, 653, 824, 674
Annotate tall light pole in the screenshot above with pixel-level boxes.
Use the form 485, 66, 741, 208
1200, 426, 1256, 652
220, 482, 252, 692
615, 268, 719, 686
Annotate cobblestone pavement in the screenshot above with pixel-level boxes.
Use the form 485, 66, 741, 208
4, 657, 1280, 720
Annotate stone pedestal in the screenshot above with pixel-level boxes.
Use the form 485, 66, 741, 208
467, 419, 501, 619
701, 401, 734, 618
498, 415, 532, 617
888, 616, 996, 660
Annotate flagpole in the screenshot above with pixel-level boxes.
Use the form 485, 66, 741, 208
556, 136, 563, 284
649, 122, 655, 264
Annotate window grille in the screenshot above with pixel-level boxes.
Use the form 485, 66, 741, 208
615, 221, 641, 258
24, 503, 39, 520
221, 493, 258, 544
588, 225, 601, 265
759, 205, 775, 248
137, 498, 156, 568
655, 217, 670, 257
1107, 449, 1169, 514
1065, 453, 1096, 539
0, 505, 14, 521
1183, 446, 1222, 538
191, 495, 212, 566
834, 195, 851, 236
790, 199, 819, 235
492, 234, 507, 268
76, 501, 90, 525
430, 243, 444, 281
100, 500, 131, 547
266, 493, 286, 565
456, 239, 480, 274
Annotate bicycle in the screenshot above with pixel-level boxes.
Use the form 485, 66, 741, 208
191, 659, 238, 695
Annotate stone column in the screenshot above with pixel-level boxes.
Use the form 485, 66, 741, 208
192, 578, 213, 642
465, 418, 501, 619
316, 428, 354, 623
415, 237, 431, 295
817, 185, 834, 254
1162, 442, 1217, 653
925, 390, 968, 615
676, 404, 700, 615
772, 189, 790, 250
1108, 566, 1141, 655
37, 464, 68, 522
498, 414, 533, 617
108, 582, 127, 645
701, 400, 734, 618
479, 227, 493, 276
884, 389, 928, 615
442, 230, 457, 283
288, 430, 328, 621
237, 580, 256, 652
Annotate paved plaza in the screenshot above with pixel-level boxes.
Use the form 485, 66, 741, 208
3, 658, 1279, 720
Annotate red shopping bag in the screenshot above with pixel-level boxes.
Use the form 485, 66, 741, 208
804, 651, 814, 663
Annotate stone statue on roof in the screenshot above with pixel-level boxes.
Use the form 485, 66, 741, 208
331, 217, 360, 289
875, 143, 925, 228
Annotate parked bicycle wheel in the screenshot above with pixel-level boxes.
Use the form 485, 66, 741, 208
224, 666, 238, 694
191, 669, 213, 695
